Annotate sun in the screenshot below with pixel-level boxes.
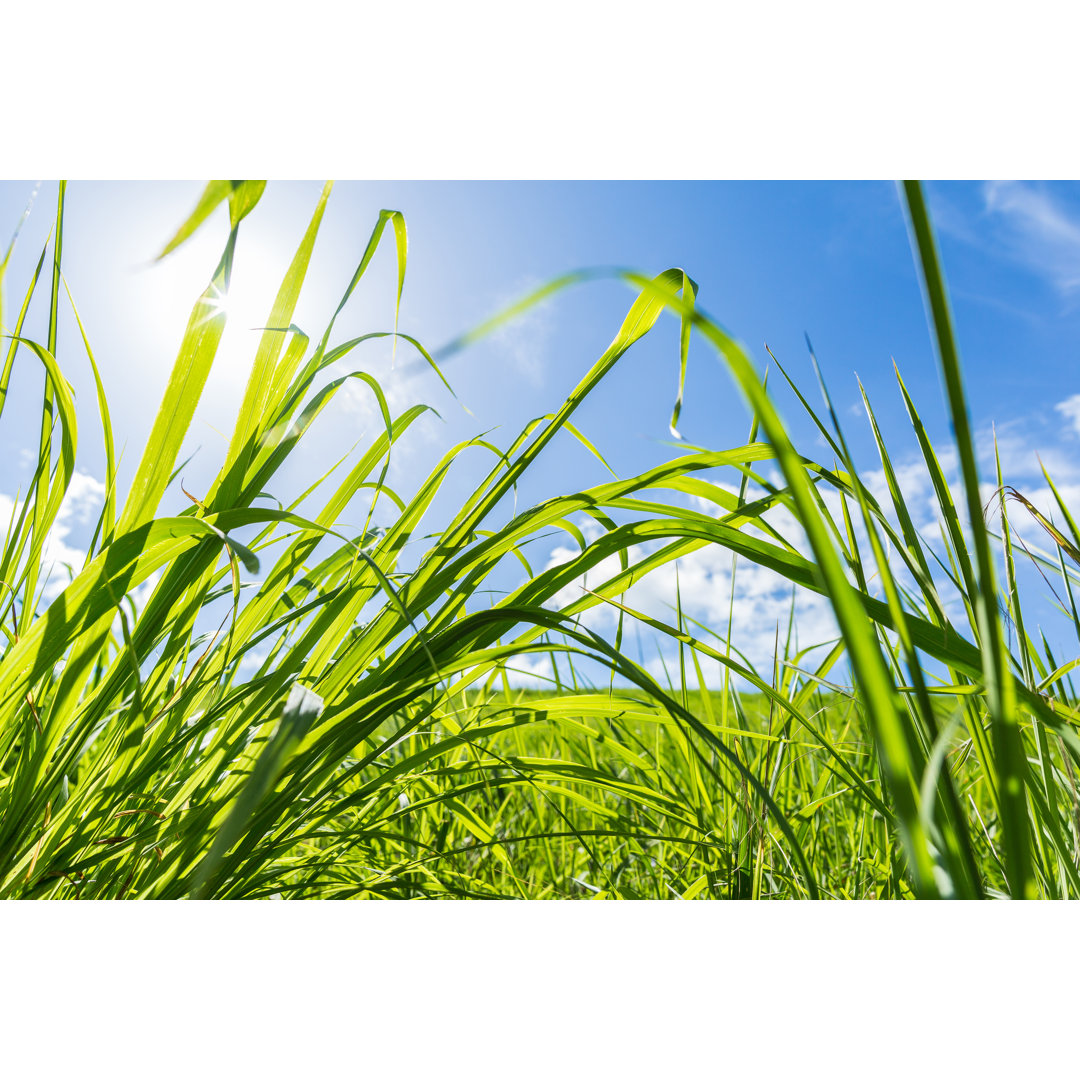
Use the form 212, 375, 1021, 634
213, 241, 287, 334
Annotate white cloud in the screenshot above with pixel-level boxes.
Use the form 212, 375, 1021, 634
61, 471, 108, 526
982, 181, 1080, 296
238, 648, 269, 673
502, 654, 555, 689
39, 471, 108, 600
524, 391, 1080, 689
0, 471, 107, 604
541, 528, 840, 685
1055, 394, 1080, 439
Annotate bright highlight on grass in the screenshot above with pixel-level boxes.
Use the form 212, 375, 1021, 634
0, 179, 1077, 899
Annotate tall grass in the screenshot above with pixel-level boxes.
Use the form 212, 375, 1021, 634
1, 179, 1077, 899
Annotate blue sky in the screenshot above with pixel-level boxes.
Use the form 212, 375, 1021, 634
2, 180, 1079, 685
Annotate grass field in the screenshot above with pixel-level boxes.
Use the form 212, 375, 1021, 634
1, 179, 1078, 899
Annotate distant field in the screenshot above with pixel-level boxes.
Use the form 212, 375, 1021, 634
285, 686, 989, 900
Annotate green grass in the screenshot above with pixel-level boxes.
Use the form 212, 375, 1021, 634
1, 179, 1079, 899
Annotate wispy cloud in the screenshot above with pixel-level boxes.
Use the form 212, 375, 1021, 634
1055, 393, 1080, 438
930, 181, 1080, 304
981, 181, 1080, 296
486, 278, 555, 390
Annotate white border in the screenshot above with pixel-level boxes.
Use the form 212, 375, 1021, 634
4, 1, 1080, 177
1, 900, 1076, 1075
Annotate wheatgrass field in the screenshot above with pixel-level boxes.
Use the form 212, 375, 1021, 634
1, 179, 1078, 900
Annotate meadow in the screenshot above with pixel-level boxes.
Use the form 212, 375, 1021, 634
0, 179, 1077, 900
